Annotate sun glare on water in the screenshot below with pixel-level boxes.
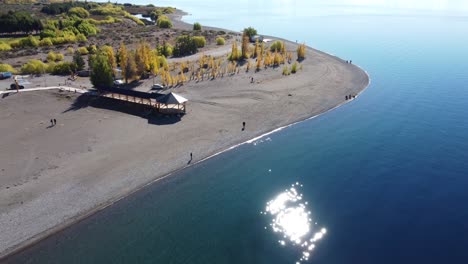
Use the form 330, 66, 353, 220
262, 183, 327, 263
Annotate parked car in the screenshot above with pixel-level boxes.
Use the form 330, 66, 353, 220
113, 80, 124, 86
0, 72, 12, 80
151, 84, 165, 90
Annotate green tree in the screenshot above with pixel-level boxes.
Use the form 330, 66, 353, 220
90, 54, 113, 89
172, 35, 197, 57
193, 22, 201, 30
73, 51, 85, 71
243, 27, 257, 39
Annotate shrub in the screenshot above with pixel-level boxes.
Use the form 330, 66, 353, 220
47, 51, 57, 62
19, 35, 39, 48
270, 41, 284, 52
0, 42, 12, 51
243, 27, 257, 38
157, 15, 172, 28
46, 62, 55, 73
90, 4, 125, 16
40, 29, 57, 39
56, 53, 64, 61
0, 63, 16, 73
76, 33, 87, 43
39, 38, 53, 47
78, 46, 89, 55
282, 65, 290, 75
66, 47, 75, 55
193, 36, 206, 48
77, 21, 97, 36
69, 7, 90, 18
21, 60, 47, 75
9, 40, 21, 49
291, 62, 298, 73
123, 12, 145, 26
216, 37, 225, 45
193, 22, 201, 31
87, 45, 97, 54
51, 37, 66, 45
51, 62, 76, 75
156, 43, 173, 57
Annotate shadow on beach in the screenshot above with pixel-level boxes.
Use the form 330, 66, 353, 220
63, 93, 183, 125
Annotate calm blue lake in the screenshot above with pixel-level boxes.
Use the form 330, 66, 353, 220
8, 1, 468, 263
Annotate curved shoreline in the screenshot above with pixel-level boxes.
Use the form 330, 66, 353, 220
0, 12, 370, 261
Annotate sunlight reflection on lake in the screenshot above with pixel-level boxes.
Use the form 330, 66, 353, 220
262, 183, 327, 263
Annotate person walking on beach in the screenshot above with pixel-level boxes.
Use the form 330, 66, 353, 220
53, 119, 57, 125
242, 122, 246, 131
190, 152, 193, 160
50, 119, 54, 126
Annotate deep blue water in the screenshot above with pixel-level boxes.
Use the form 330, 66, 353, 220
7, 1, 468, 263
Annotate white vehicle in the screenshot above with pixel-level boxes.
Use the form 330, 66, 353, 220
113, 80, 124, 86
151, 84, 165, 90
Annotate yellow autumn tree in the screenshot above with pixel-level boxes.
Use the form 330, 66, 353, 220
134, 41, 152, 76
230, 40, 239, 61
100, 45, 117, 72
118, 42, 128, 82
297, 43, 306, 60
241, 32, 249, 59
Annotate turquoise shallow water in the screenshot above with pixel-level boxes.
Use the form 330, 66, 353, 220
7, 1, 468, 263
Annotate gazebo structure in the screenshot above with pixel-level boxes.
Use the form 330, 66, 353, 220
156, 92, 188, 114
94, 87, 188, 114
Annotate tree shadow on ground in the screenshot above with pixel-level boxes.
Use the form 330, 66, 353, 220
63, 93, 183, 125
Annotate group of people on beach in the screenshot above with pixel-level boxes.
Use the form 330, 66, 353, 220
346, 60, 353, 64
50, 119, 57, 126
345, 94, 356, 100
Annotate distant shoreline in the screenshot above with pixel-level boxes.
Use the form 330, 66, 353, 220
0, 7, 369, 260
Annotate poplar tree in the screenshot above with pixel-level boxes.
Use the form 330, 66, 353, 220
241, 32, 249, 59
297, 43, 306, 61
119, 42, 129, 82
124, 52, 137, 83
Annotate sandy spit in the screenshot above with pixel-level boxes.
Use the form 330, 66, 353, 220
0, 17, 369, 259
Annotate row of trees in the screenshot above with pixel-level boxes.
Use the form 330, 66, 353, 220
90, 42, 169, 88
0, 11, 43, 35
41, 2, 97, 15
